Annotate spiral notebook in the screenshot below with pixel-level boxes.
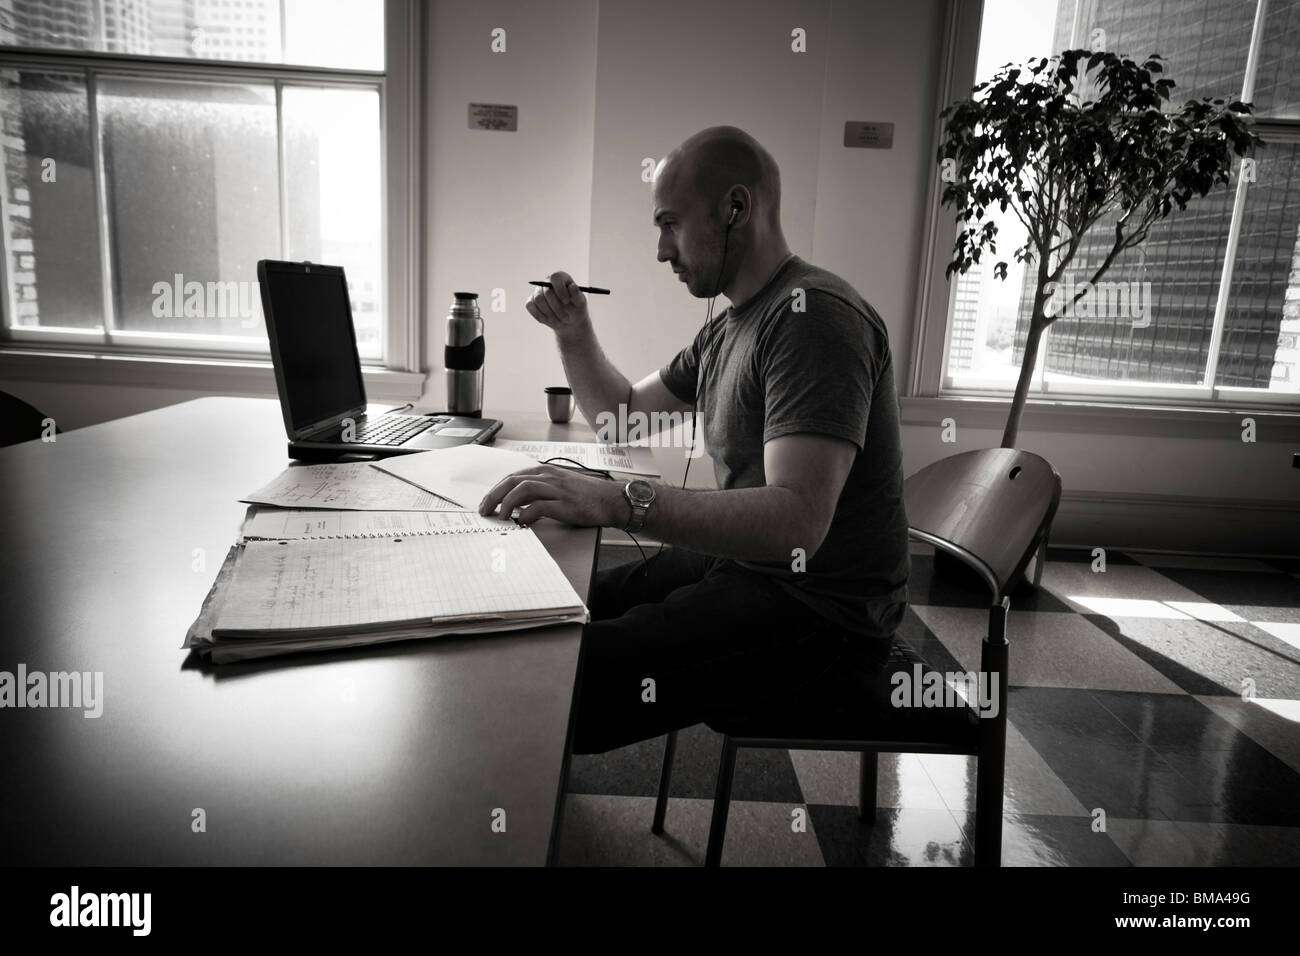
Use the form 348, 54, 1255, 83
187, 509, 588, 663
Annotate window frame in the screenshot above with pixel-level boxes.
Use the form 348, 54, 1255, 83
911, 0, 1300, 412
0, 0, 424, 401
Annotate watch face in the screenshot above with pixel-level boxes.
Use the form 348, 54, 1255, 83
627, 480, 654, 505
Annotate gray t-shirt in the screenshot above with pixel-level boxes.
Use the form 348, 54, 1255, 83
659, 255, 909, 648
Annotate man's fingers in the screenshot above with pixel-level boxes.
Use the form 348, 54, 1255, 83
529, 289, 560, 325
479, 468, 541, 514
498, 479, 562, 517
550, 270, 574, 306
514, 500, 556, 527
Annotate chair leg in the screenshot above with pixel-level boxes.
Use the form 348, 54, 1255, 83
974, 600, 1009, 867
1032, 531, 1049, 588
858, 752, 878, 822
974, 745, 1006, 868
651, 730, 678, 835
705, 737, 738, 867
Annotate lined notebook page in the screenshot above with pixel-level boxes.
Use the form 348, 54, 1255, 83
241, 508, 512, 540
213, 528, 586, 635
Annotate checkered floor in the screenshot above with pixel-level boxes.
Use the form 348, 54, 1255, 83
556, 542, 1300, 866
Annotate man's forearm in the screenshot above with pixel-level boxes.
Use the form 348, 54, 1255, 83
555, 325, 632, 425
635, 483, 825, 564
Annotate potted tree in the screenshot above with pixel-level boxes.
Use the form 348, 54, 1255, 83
937, 49, 1262, 448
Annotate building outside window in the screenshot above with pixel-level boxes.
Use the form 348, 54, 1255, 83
0, 0, 386, 360
945, 0, 1300, 404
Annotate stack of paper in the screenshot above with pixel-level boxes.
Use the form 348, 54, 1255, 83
185, 512, 587, 664
184, 453, 591, 664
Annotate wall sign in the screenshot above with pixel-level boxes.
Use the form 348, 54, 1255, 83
469, 103, 518, 131
844, 121, 894, 148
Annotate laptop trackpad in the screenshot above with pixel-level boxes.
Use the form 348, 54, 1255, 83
406, 424, 483, 449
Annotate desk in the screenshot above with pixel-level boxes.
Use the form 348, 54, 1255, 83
0, 397, 598, 865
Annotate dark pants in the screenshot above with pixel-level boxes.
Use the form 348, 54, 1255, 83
569, 546, 891, 755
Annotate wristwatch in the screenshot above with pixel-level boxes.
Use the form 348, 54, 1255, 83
622, 479, 655, 534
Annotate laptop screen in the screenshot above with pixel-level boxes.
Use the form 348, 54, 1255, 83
262, 263, 367, 434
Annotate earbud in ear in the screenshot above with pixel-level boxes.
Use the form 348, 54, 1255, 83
728, 203, 741, 226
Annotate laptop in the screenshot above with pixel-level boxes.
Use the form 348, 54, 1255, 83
258, 259, 502, 459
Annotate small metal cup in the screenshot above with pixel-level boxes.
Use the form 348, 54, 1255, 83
545, 386, 574, 423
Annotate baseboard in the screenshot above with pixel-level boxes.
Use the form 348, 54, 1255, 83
1039, 490, 1297, 557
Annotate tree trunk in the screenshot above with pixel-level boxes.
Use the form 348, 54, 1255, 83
1001, 302, 1048, 449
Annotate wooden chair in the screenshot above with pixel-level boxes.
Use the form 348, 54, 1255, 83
650, 447, 1062, 867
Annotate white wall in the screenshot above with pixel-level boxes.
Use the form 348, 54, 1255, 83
421, 0, 599, 417
585, 0, 830, 388
811, 0, 944, 366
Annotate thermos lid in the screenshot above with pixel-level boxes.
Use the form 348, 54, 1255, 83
453, 291, 478, 300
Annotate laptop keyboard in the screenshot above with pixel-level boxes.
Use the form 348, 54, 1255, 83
353, 414, 451, 446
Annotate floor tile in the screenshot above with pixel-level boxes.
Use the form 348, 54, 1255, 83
1092, 690, 1300, 827
911, 606, 1183, 693
1196, 695, 1300, 776
1041, 561, 1215, 613
1154, 568, 1300, 625
1249, 620, 1300, 653
807, 805, 970, 866
919, 721, 1090, 817
1169, 821, 1300, 865
557, 794, 825, 866
788, 749, 949, 810
567, 723, 805, 804
1007, 688, 1224, 823
1083, 613, 1300, 698
1104, 818, 1201, 866
952, 812, 1132, 867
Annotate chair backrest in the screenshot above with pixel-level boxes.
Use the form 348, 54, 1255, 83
904, 448, 1062, 602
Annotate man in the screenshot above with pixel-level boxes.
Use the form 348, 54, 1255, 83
479, 126, 909, 754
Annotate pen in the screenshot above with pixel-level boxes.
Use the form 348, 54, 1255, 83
530, 281, 611, 295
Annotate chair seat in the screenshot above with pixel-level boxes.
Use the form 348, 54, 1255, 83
704, 639, 982, 749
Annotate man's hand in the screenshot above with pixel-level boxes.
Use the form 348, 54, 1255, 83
526, 270, 592, 343
478, 464, 627, 529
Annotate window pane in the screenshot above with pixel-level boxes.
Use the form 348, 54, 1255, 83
952, 0, 1267, 391
1217, 145, 1300, 392
1251, 0, 1300, 119
0, 0, 383, 71
1026, 192, 1236, 385
1067, 0, 1257, 106
283, 86, 382, 359
947, 0, 1066, 385
945, 212, 1039, 387
0, 69, 104, 330
98, 78, 278, 336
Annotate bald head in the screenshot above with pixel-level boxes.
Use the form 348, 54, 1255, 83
652, 126, 792, 302
657, 126, 782, 226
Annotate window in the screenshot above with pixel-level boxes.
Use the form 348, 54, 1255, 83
0, 0, 393, 362
939, 0, 1300, 404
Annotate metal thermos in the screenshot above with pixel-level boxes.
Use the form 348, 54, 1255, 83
445, 292, 484, 417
